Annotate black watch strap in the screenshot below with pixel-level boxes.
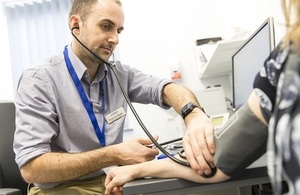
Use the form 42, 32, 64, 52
181, 102, 198, 119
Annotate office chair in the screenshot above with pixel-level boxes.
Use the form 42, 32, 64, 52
0, 101, 27, 195
0, 162, 21, 195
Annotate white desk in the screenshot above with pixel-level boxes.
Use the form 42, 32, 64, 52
123, 155, 270, 195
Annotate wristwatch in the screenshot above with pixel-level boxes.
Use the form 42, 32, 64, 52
181, 102, 199, 119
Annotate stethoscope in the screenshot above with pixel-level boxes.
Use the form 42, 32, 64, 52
70, 27, 217, 177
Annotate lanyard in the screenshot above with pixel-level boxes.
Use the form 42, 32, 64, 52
63, 46, 106, 147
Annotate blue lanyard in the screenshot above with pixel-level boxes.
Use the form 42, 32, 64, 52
63, 46, 106, 147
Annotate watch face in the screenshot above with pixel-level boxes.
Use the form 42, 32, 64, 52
181, 102, 197, 118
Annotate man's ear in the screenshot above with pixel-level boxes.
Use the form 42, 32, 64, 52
69, 15, 81, 32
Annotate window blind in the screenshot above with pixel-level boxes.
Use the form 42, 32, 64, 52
4, 0, 72, 89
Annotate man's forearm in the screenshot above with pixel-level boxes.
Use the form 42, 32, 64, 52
21, 146, 118, 183
162, 83, 202, 114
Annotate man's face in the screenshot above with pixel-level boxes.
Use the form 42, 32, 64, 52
75, 0, 124, 62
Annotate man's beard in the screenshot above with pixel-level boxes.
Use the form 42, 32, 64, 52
80, 44, 107, 66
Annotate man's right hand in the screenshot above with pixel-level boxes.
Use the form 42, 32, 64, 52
114, 137, 159, 165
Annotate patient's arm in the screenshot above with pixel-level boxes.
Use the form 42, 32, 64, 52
104, 155, 230, 194
212, 91, 268, 177
105, 91, 268, 194
248, 90, 268, 125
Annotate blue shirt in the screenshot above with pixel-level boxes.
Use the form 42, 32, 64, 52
13, 45, 171, 188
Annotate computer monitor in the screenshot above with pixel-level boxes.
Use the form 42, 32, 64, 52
232, 17, 275, 110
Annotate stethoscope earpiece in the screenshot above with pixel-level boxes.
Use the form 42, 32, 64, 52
71, 26, 79, 32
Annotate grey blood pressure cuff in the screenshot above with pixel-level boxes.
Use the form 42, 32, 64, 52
213, 103, 268, 177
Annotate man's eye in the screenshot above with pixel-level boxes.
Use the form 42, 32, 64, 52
117, 29, 123, 34
101, 24, 110, 30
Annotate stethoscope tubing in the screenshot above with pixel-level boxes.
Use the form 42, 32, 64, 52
71, 28, 190, 167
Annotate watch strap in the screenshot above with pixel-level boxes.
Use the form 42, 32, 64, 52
181, 102, 208, 119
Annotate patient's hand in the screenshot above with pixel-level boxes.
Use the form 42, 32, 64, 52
105, 165, 137, 195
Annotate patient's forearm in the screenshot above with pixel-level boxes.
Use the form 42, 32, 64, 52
131, 155, 230, 183
104, 154, 230, 194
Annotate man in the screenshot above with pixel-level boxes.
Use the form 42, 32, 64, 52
13, 0, 214, 194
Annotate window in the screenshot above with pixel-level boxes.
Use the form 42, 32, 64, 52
4, 0, 72, 90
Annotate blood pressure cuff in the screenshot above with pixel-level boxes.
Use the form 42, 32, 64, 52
213, 103, 268, 177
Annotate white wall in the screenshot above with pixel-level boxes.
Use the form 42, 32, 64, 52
0, 0, 285, 142
119, 0, 285, 141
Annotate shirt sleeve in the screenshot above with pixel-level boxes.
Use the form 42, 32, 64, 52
14, 67, 58, 168
252, 43, 287, 122
115, 62, 173, 109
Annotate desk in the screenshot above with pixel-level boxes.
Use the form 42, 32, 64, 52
123, 155, 270, 195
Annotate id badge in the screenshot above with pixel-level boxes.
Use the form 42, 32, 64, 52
105, 107, 126, 124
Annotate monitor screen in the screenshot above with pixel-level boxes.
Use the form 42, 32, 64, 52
232, 17, 275, 110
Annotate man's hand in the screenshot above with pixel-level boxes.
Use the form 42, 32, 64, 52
114, 136, 159, 165
182, 109, 215, 176
161, 83, 216, 175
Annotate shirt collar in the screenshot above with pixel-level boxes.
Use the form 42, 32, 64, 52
67, 44, 108, 83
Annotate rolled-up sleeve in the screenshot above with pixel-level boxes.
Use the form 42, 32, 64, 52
114, 63, 172, 109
